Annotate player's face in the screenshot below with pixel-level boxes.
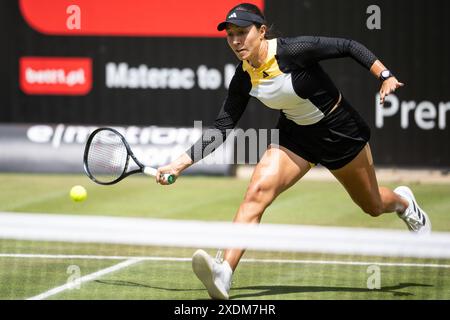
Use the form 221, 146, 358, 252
226, 24, 265, 62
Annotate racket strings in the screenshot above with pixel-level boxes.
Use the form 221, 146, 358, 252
87, 130, 128, 183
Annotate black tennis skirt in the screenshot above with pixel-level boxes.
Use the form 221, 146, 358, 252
275, 97, 371, 170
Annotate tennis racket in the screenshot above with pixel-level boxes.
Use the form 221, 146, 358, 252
83, 127, 175, 185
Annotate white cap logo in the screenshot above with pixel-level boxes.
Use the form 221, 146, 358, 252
228, 12, 237, 18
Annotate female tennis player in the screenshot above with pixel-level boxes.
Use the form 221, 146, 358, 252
156, 3, 431, 300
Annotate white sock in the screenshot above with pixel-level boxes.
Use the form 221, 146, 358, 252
394, 190, 409, 215
222, 260, 233, 276
219, 261, 233, 291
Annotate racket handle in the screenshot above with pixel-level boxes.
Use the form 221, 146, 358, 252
143, 167, 176, 184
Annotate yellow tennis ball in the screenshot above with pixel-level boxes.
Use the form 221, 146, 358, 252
70, 185, 87, 202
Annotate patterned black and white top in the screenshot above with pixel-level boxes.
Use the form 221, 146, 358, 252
187, 36, 378, 162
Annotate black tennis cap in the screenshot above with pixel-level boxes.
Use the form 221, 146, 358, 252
217, 7, 265, 31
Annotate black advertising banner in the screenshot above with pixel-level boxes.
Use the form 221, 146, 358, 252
0, 124, 234, 175
1, 0, 449, 169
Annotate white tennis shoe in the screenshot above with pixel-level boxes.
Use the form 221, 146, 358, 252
394, 186, 431, 235
192, 249, 232, 300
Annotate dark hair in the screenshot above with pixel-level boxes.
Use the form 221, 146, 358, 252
228, 3, 278, 39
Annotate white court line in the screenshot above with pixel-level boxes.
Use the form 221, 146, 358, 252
26, 258, 142, 300
2, 253, 449, 269
241, 258, 450, 269
0, 253, 190, 262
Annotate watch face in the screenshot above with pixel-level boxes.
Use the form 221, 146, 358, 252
382, 70, 390, 78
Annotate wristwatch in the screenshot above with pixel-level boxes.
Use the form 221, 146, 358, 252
379, 69, 394, 81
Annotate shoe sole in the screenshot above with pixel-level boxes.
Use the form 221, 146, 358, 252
395, 186, 432, 234
192, 249, 229, 300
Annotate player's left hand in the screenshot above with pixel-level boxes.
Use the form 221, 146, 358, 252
380, 77, 404, 105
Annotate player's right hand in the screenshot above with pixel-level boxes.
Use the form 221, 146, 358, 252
156, 153, 193, 185
156, 164, 179, 185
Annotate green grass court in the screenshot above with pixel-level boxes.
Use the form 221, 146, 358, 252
0, 173, 449, 299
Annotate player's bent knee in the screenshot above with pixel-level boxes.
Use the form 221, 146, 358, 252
361, 203, 384, 217
244, 181, 277, 207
